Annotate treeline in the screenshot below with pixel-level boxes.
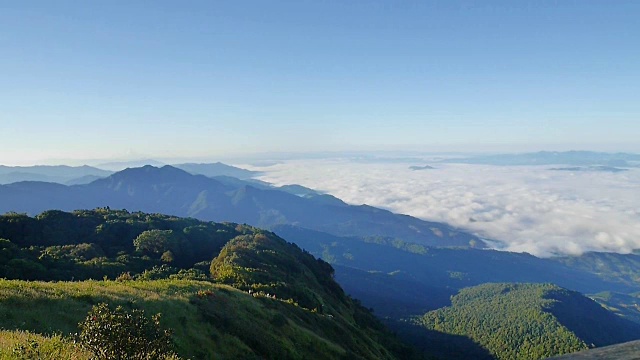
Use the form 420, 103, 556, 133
0, 208, 258, 281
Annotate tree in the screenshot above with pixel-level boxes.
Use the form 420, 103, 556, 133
133, 230, 178, 255
161, 250, 175, 263
78, 303, 176, 360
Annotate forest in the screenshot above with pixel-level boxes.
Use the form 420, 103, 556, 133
415, 283, 640, 360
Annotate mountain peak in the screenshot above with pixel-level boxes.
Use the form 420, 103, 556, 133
100, 165, 196, 184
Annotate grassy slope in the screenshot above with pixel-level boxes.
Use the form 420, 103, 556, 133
0, 279, 397, 360
0, 331, 91, 360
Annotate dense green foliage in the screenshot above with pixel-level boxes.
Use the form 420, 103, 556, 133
0, 209, 241, 281
416, 283, 640, 360
211, 231, 344, 312
0, 209, 415, 359
78, 303, 176, 360
417, 283, 586, 359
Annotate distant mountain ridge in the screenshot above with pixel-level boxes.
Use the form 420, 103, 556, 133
0, 165, 112, 185
441, 151, 640, 167
0, 165, 480, 248
173, 162, 259, 179
0, 162, 260, 185
549, 165, 628, 173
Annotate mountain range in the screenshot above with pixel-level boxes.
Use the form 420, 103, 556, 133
0, 161, 261, 185
0, 165, 112, 185
0, 165, 479, 248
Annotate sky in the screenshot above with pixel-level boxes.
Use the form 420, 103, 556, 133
1, 1, 639, 165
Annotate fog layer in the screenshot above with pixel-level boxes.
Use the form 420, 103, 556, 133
249, 160, 640, 257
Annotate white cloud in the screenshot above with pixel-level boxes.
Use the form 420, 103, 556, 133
245, 159, 640, 257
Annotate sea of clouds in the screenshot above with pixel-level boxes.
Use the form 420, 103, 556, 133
245, 159, 640, 257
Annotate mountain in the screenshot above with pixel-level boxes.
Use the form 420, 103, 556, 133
173, 162, 259, 179
0, 209, 414, 359
277, 184, 321, 197
441, 151, 640, 167
549, 166, 628, 173
209, 175, 273, 190
64, 174, 106, 185
415, 283, 640, 360
0, 165, 112, 185
96, 159, 166, 171
0, 165, 481, 248
0, 161, 258, 185
553, 252, 640, 289
409, 165, 435, 170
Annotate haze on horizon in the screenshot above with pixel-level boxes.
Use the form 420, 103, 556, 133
2, 1, 639, 166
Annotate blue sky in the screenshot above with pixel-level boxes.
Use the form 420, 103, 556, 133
1, 1, 639, 164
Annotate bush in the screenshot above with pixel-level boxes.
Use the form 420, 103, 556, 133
115, 271, 133, 282
78, 303, 176, 360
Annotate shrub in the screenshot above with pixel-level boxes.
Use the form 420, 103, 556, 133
115, 272, 133, 282
78, 303, 176, 360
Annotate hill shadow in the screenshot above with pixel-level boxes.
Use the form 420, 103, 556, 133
385, 320, 495, 360
545, 289, 640, 347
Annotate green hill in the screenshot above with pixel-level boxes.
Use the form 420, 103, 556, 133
415, 283, 640, 360
0, 209, 413, 359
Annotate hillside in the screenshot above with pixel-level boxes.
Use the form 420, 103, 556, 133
0, 280, 409, 359
589, 291, 640, 324
415, 283, 640, 360
0, 209, 413, 359
553, 251, 640, 288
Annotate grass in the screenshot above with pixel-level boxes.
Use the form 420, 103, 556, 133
0, 279, 396, 359
0, 330, 91, 360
